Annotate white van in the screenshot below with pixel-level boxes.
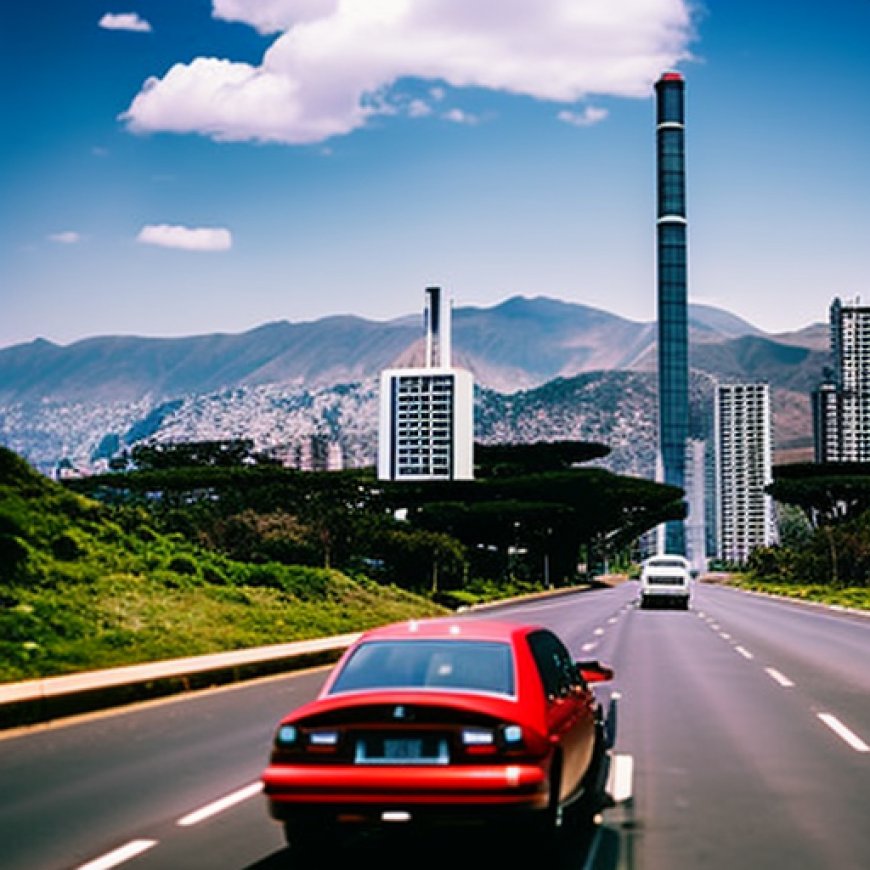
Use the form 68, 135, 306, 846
639, 555, 691, 609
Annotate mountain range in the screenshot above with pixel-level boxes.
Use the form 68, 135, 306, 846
0, 296, 830, 476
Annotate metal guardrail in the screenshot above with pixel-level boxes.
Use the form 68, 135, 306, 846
0, 633, 361, 731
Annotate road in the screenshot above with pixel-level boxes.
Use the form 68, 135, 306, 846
1, 582, 868, 870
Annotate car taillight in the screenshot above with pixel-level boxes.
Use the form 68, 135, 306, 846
460, 724, 526, 758
461, 727, 497, 756
307, 729, 340, 753
273, 724, 342, 759
501, 724, 524, 748
276, 725, 299, 747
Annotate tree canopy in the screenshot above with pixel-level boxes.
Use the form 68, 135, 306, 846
69, 439, 683, 591
769, 462, 870, 526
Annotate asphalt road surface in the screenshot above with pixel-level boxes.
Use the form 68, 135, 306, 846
1, 581, 868, 870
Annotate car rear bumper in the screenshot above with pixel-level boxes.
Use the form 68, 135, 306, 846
641, 589, 690, 608
262, 761, 551, 817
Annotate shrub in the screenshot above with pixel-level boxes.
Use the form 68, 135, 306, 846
167, 554, 199, 577
0, 534, 29, 576
245, 563, 281, 589
51, 532, 84, 561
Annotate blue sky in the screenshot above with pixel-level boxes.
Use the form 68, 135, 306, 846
2, 0, 869, 349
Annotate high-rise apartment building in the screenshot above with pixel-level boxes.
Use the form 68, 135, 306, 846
655, 71, 690, 554
715, 382, 777, 563
812, 297, 870, 462
378, 287, 474, 481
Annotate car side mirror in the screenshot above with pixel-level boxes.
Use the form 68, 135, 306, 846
576, 660, 614, 684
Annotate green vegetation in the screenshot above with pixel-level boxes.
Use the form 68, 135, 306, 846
2, 437, 687, 683
728, 576, 870, 611
0, 446, 445, 683
735, 461, 870, 607
69, 438, 684, 591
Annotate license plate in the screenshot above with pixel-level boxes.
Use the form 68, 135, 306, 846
384, 738, 423, 759
355, 736, 449, 765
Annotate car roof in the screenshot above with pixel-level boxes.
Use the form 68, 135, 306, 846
355, 618, 535, 645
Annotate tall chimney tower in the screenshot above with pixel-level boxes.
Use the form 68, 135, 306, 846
425, 285, 452, 368
655, 71, 689, 554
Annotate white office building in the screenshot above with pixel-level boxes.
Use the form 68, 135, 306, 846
378, 287, 474, 481
714, 382, 777, 563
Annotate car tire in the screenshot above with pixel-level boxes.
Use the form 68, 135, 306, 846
568, 727, 608, 832
283, 819, 337, 861
511, 760, 562, 857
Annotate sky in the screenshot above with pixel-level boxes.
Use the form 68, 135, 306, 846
2, 0, 869, 349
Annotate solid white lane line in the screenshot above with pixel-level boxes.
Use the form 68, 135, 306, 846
735, 646, 754, 660
606, 753, 634, 804
177, 782, 264, 827
817, 714, 870, 753
765, 668, 795, 688
75, 840, 158, 870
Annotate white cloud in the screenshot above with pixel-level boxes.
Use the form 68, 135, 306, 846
443, 108, 479, 125
558, 106, 609, 127
99, 12, 152, 33
123, 0, 693, 145
49, 231, 82, 244
137, 224, 233, 252
213, 0, 338, 34
407, 99, 433, 118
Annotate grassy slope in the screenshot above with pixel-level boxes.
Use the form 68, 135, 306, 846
0, 448, 447, 683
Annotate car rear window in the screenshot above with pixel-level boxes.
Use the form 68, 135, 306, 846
328, 640, 516, 697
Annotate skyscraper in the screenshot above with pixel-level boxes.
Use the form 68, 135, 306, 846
714, 382, 777, 563
812, 297, 870, 462
378, 287, 474, 481
655, 71, 689, 553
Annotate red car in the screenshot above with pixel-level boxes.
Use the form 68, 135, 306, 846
262, 617, 615, 854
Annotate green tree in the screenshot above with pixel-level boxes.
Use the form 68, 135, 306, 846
768, 462, 870, 584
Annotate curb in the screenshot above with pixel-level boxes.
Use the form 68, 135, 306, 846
0, 582, 609, 732
0, 633, 360, 731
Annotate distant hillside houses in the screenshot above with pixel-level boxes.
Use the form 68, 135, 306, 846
0, 296, 825, 478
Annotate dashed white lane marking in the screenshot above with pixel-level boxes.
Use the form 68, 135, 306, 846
817, 714, 870, 753
594, 627, 606, 636
177, 782, 263, 827
687, 610, 868, 755
581, 642, 598, 653
765, 668, 795, 688
606, 753, 634, 804
75, 840, 158, 870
